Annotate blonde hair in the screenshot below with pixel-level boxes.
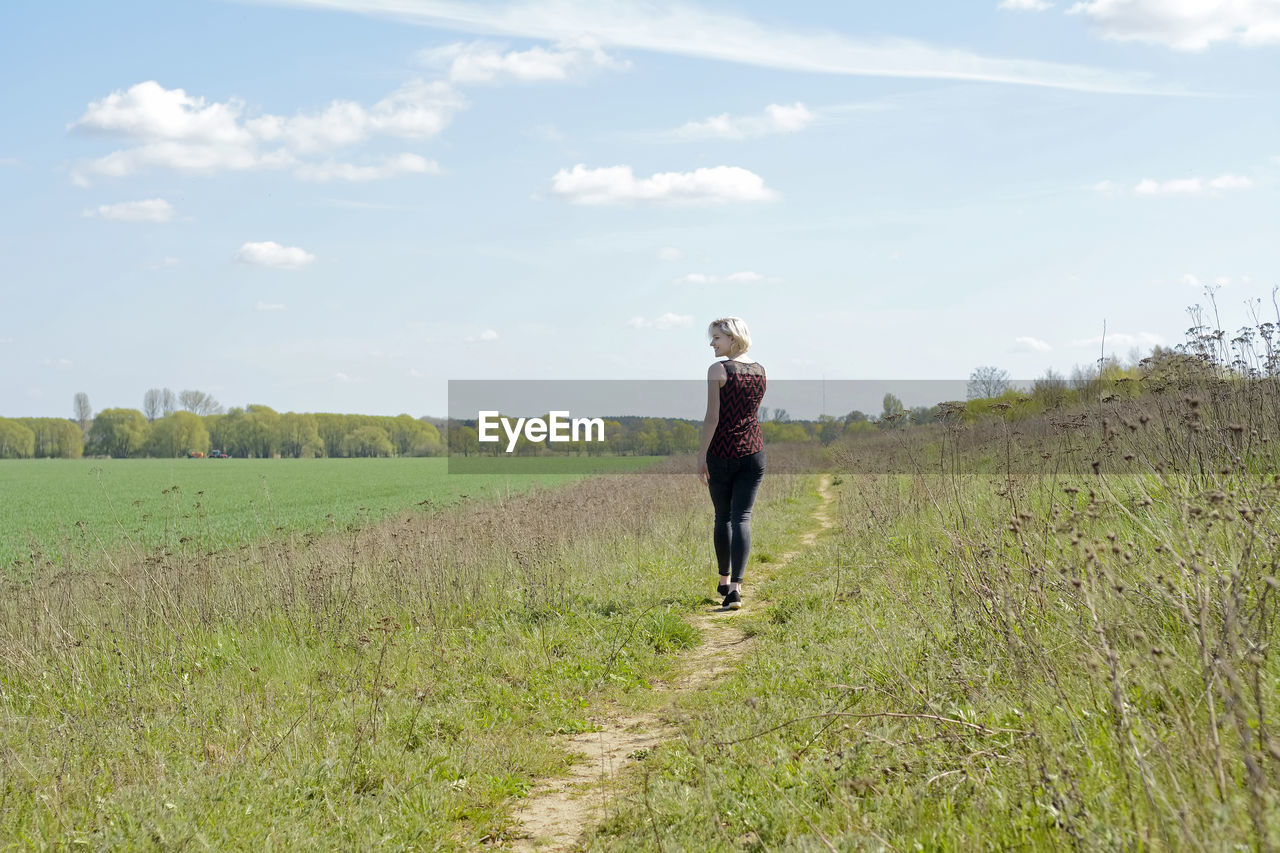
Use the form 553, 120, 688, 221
707, 317, 751, 358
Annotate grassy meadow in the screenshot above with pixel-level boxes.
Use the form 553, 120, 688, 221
587, 385, 1280, 849
5, 365, 1280, 848
0, 452, 816, 849
0, 456, 656, 572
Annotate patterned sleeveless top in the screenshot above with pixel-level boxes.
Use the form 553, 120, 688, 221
708, 360, 766, 458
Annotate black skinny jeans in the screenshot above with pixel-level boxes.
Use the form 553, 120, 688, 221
706, 449, 766, 584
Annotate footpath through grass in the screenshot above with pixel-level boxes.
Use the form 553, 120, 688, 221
0, 466, 814, 849
588, 470, 1280, 849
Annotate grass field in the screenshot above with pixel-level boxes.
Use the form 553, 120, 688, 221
0, 456, 658, 571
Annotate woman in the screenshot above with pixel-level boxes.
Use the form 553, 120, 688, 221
698, 317, 766, 611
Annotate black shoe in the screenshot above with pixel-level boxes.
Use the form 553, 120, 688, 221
721, 590, 741, 610
717, 581, 731, 596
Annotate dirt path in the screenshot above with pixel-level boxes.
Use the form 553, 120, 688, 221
506, 474, 836, 850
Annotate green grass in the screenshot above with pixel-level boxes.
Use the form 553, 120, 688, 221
0, 457, 655, 571
0, 469, 815, 849
588, 466, 1280, 850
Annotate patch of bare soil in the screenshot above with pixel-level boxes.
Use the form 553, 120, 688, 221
504, 475, 835, 850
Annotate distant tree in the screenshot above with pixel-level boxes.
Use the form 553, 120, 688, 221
279, 412, 324, 458
843, 409, 869, 425
967, 366, 1010, 400
771, 408, 790, 423
817, 414, 843, 445
143, 388, 163, 422
179, 389, 222, 416
1032, 369, 1068, 407
0, 418, 36, 458
73, 392, 92, 436
342, 425, 394, 458
909, 405, 938, 425
244, 404, 282, 458
388, 414, 442, 456
148, 411, 211, 457
161, 388, 177, 417
448, 423, 479, 457
881, 393, 905, 425
88, 408, 149, 458
17, 418, 83, 458
761, 421, 808, 443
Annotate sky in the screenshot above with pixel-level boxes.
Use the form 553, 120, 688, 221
2, 0, 1278, 419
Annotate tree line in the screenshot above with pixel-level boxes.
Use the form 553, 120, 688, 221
0, 390, 444, 459
0, 348, 1207, 460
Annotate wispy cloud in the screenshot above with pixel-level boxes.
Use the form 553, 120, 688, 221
465, 328, 500, 341
1135, 173, 1252, 195
657, 247, 684, 261
550, 164, 776, 205
676, 271, 769, 284
670, 102, 813, 140
246, 0, 1178, 94
70, 79, 461, 183
235, 240, 316, 269
419, 38, 628, 84
295, 153, 439, 182
1093, 173, 1253, 196
627, 313, 693, 329
1014, 336, 1052, 351
1068, 0, 1280, 51
999, 0, 1054, 10
1179, 273, 1231, 288
83, 198, 174, 222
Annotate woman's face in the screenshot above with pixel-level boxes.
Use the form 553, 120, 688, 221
709, 329, 734, 358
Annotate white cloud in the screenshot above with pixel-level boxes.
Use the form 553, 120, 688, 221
550, 164, 776, 205
1067, 0, 1280, 51
83, 198, 174, 222
147, 257, 182, 270
420, 39, 628, 84
256, 302, 286, 311
71, 79, 461, 182
1134, 173, 1253, 195
1090, 179, 1118, 194
1180, 273, 1231, 288
672, 102, 814, 140
333, 371, 351, 382
1069, 331, 1163, 348
246, 0, 1177, 94
1014, 336, 1052, 352
0, 337, 13, 344
465, 328, 500, 342
0, 157, 20, 167
1000, 0, 1054, 10
42, 357, 73, 369
628, 313, 693, 329
658, 246, 684, 261
676, 271, 767, 284
294, 154, 440, 182
235, 241, 316, 269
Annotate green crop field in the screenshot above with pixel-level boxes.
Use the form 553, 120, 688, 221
0, 456, 658, 571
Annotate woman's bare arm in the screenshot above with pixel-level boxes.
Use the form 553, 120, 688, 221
698, 362, 726, 481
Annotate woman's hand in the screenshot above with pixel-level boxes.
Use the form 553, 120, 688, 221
698, 457, 709, 484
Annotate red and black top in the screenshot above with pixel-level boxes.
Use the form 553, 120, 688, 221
708, 360, 766, 459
